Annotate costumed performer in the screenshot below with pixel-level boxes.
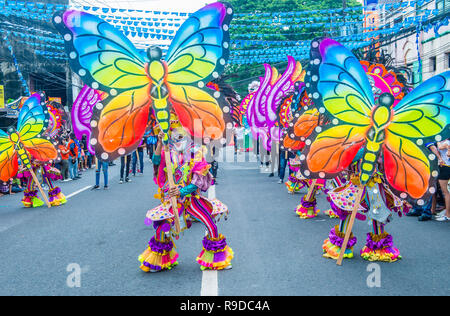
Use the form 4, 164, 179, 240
138, 117, 233, 272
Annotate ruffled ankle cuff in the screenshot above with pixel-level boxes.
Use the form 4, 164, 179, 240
322, 226, 356, 260
22, 190, 43, 208
296, 197, 319, 219
48, 187, 66, 206
197, 234, 233, 270
31, 196, 44, 208
139, 237, 179, 272
48, 187, 61, 206
22, 190, 35, 207
360, 232, 401, 262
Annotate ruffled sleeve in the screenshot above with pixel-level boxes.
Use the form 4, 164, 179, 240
179, 184, 198, 197
191, 160, 213, 192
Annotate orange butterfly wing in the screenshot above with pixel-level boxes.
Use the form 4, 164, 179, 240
96, 88, 151, 155
169, 85, 226, 140
383, 132, 431, 199
283, 136, 305, 151
22, 138, 58, 162
0, 148, 18, 182
306, 124, 369, 174
293, 109, 320, 140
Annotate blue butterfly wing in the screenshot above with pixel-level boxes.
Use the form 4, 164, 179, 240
390, 70, 450, 141
17, 93, 50, 141
297, 37, 375, 180
307, 37, 375, 125
53, 10, 149, 94
53, 10, 152, 161
163, 2, 234, 144
165, 2, 233, 85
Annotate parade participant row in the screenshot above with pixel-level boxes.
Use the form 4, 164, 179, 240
1, 1, 447, 278
242, 36, 449, 263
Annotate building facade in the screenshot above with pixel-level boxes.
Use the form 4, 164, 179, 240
368, 0, 449, 85
0, 0, 70, 106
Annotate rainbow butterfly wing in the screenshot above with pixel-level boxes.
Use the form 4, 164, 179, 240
310, 38, 374, 125
54, 10, 149, 92
300, 38, 374, 178
0, 129, 18, 182
384, 71, 450, 200
18, 93, 58, 162
165, 2, 234, 142
16, 93, 49, 142
53, 10, 151, 160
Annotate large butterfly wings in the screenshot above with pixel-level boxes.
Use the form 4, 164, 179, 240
0, 93, 57, 180
388, 73, 450, 140
54, 10, 152, 161
165, 2, 234, 143
301, 37, 450, 203
300, 38, 378, 178
54, 3, 234, 159
308, 38, 374, 125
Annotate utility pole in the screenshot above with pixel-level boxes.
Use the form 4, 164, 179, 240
342, 0, 347, 36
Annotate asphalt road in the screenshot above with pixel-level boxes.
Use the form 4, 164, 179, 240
0, 152, 449, 296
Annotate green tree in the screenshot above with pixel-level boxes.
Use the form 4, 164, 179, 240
225, 0, 363, 95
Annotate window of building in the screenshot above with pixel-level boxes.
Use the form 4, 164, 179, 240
430, 56, 437, 72
436, 0, 450, 11
393, 16, 403, 27
446, 53, 450, 69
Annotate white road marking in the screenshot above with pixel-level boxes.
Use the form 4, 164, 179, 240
200, 185, 219, 296
201, 270, 218, 296
66, 186, 92, 199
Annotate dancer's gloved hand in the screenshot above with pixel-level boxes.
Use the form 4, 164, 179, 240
168, 187, 180, 198
158, 131, 164, 143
